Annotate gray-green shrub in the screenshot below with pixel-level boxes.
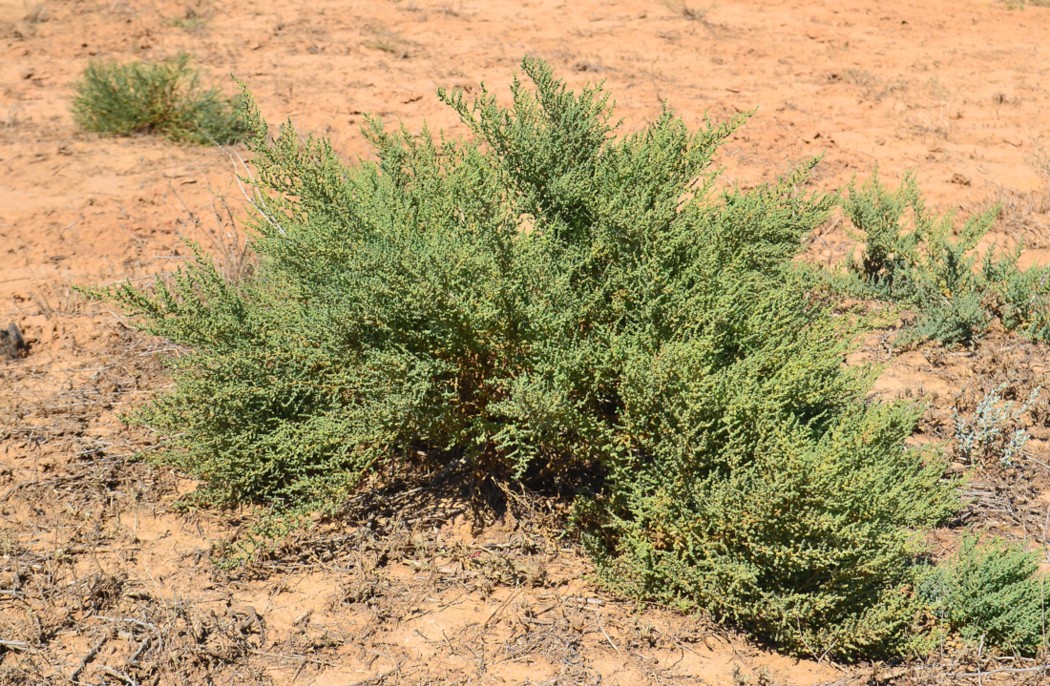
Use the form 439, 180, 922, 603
93, 58, 1038, 659
919, 537, 1047, 655
841, 172, 1050, 345
72, 53, 246, 145
953, 385, 1039, 467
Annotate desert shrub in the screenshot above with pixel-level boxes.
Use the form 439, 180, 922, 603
72, 53, 246, 145
982, 249, 1050, 339
953, 384, 1039, 467
580, 379, 959, 658
919, 537, 1047, 655
94, 58, 1036, 659
840, 172, 1050, 345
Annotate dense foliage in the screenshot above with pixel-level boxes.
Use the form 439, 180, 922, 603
95, 58, 1044, 659
919, 538, 1046, 655
72, 53, 247, 145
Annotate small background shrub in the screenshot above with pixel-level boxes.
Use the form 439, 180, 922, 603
919, 537, 1047, 656
94, 59, 1043, 661
72, 53, 246, 145
953, 385, 1039, 467
839, 172, 1050, 346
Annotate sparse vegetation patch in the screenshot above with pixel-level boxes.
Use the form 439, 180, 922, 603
72, 53, 247, 145
839, 171, 1050, 346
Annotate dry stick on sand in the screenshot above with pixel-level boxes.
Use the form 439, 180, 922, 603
950, 663, 1050, 679
70, 633, 109, 683
99, 665, 141, 686
0, 639, 31, 651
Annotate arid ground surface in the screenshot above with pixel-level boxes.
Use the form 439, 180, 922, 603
4, 1, 1050, 684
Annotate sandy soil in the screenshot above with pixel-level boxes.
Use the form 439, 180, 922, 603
3, 0, 1050, 684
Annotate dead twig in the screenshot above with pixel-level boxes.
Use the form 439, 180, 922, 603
596, 620, 621, 655
99, 665, 141, 686
92, 615, 165, 652
949, 663, 1050, 678
481, 588, 523, 630
70, 634, 108, 683
126, 635, 150, 666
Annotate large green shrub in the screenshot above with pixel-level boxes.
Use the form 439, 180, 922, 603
72, 53, 247, 145
95, 59, 1038, 659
